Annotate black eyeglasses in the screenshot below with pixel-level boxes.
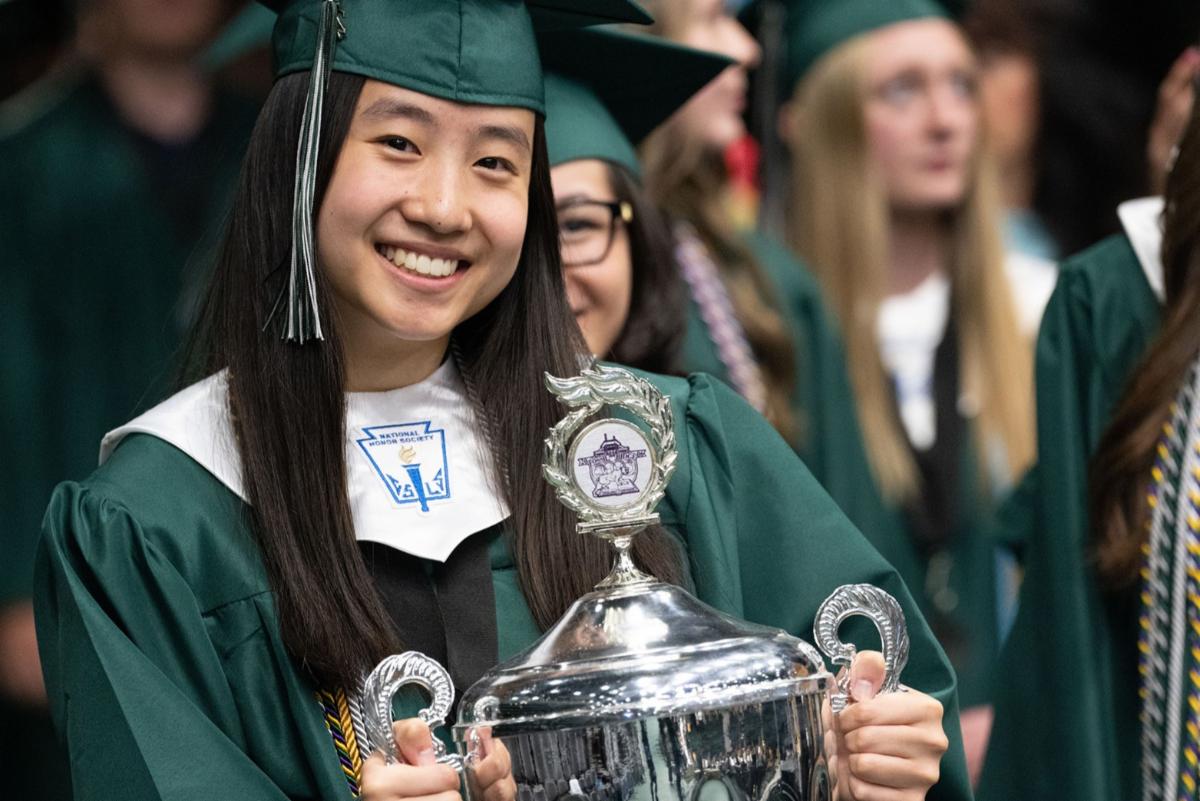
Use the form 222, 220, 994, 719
556, 198, 634, 267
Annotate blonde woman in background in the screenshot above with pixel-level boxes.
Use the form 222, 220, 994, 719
780, 0, 1055, 782
637, 0, 895, 546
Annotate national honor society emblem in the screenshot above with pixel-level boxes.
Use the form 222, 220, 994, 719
357, 421, 450, 512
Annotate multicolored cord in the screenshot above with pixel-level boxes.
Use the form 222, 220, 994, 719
1139, 360, 1200, 801
674, 223, 768, 414
319, 687, 366, 797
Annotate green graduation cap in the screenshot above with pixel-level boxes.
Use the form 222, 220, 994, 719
252, 0, 651, 342
539, 28, 732, 175
784, 0, 948, 88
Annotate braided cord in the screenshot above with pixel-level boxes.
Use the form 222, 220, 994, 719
318, 687, 365, 797
1176, 408, 1200, 800
674, 223, 768, 413
1140, 359, 1200, 801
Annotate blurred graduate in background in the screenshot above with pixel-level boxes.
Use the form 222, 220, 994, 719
775, 0, 1057, 780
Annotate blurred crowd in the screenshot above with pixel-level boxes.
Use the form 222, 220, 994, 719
2, 0, 1198, 798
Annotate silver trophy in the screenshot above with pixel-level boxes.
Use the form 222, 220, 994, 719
362, 364, 909, 801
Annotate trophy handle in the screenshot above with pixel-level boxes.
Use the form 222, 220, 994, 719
360, 651, 464, 769
813, 584, 910, 712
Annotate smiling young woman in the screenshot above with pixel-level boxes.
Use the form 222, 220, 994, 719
33, 4, 969, 800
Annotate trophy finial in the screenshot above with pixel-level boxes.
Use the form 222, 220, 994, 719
543, 364, 677, 587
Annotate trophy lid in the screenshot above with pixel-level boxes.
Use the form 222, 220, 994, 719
452, 365, 831, 739
453, 578, 830, 737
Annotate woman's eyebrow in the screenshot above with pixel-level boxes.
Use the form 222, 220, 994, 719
555, 193, 596, 207
360, 99, 436, 125
477, 124, 531, 152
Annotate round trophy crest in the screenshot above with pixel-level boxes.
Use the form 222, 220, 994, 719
567, 419, 656, 513
543, 364, 676, 536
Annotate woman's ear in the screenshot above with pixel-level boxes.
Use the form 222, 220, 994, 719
777, 99, 800, 150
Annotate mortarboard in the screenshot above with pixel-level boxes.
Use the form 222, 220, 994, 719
784, 0, 948, 89
539, 28, 732, 175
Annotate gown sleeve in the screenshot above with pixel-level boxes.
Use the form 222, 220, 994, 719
977, 254, 1145, 801
673, 373, 972, 801
34, 481, 305, 801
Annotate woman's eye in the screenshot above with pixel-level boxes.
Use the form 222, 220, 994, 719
476, 156, 517, 174
382, 136, 418, 153
560, 217, 602, 235
880, 76, 921, 105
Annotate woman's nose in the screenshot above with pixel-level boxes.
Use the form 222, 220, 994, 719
928, 84, 976, 138
399, 164, 472, 235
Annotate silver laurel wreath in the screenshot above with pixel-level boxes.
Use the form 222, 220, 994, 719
813, 584, 910, 711
543, 364, 677, 527
359, 652, 459, 766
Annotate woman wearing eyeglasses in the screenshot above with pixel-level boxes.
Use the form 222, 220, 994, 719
551, 121, 682, 374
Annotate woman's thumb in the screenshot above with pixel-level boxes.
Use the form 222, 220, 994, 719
847, 650, 886, 702
392, 718, 438, 766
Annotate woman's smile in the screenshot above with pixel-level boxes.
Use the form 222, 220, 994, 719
374, 241, 470, 289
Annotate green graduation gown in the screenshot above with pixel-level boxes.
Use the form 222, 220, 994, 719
35, 371, 972, 801
978, 234, 1162, 801
681, 234, 998, 709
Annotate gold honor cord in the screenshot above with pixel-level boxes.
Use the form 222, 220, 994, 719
318, 686, 365, 797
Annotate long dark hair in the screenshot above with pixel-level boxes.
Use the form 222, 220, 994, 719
605, 163, 685, 375
182, 72, 682, 688
1089, 99, 1200, 587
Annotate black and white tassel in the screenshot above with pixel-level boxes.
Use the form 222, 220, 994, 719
284, 0, 344, 343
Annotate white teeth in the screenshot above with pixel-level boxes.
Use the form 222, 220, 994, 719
381, 245, 460, 278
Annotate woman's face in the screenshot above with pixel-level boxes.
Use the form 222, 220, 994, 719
666, 0, 761, 151
550, 159, 633, 358
861, 19, 980, 213
318, 81, 535, 358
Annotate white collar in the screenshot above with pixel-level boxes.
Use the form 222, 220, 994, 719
1117, 196, 1165, 302
100, 362, 509, 562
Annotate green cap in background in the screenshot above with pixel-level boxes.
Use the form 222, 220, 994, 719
539, 27, 732, 175
784, 0, 948, 88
